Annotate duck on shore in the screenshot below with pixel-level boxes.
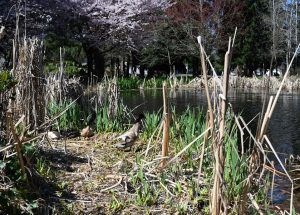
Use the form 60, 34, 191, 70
114, 113, 145, 149
81, 109, 96, 138
47, 127, 60, 140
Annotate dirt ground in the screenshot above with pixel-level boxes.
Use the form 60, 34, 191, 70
39, 133, 175, 214
36, 133, 300, 214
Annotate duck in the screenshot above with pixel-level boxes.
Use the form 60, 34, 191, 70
47, 126, 60, 140
81, 109, 96, 138
80, 126, 94, 138
114, 113, 145, 149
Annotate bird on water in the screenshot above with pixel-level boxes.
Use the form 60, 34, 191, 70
114, 113, 145, 149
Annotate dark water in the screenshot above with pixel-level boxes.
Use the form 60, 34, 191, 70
121, 88, 300, 156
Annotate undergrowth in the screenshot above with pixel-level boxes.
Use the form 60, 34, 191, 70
1, 100, 273, 214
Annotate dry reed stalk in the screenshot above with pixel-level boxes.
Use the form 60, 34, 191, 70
235, 116, 245, 153
212, 29, 236, 215
212, 37, 232, 215
263, 164, 286, 177
259, 44, 300, 141
160, 82, 170, 168
237, 115, 279, 214
197, 29, 237, 215
167, 127, 211, 166
155, 121, 164, 143
144, 120, 163, 157
258, 96, 274, 140
12, 38, 45, 131
198, 110, 210, 178
198, 37, 219, 214
255, 75, 270, 138
248, 193, 264, 215
197, 37, 214, 136
271, 161, 275, 203
100, 177, 123, 192
0, 134, 40, 156
6, 110, 26, 177
263, 135, 294, 214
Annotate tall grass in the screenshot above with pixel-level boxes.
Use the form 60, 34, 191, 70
96, 101, 130, 132
171, 107, 205, 146
48, 99, 132, 132
118, 77, 142, 90
48, 100, 83, 129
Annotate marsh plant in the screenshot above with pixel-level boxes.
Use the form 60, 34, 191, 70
46, 96, 274, 214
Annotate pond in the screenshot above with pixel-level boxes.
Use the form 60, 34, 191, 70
121, 88, 300, 156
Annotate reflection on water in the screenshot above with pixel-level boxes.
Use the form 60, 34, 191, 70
121, 88, 300, 155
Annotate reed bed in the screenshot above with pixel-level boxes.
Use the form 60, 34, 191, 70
117, 75, 191, 90
188, 75, 300, 91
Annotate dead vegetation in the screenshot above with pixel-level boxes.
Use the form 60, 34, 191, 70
187, 75, 300, 91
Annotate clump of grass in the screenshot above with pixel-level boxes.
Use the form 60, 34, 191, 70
48, 99, 131, 132
118, 77, 142, 90
96, 102, 130, 132
142, 112, 161, 137
48, 100, 83, 130
171, 107, 205, 155
142, 77, 165, 89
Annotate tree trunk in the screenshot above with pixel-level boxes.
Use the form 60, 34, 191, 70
116, 57, 120, 77
83, 44, 94, 76
132, 51, 138, 76
140, 66, 145, 78
124, 55, 130, 77
192, 57, 200, 76
94, 49, 105, 80
83, 44, 105, 81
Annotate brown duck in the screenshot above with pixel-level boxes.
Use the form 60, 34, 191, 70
81, 109, 96, 138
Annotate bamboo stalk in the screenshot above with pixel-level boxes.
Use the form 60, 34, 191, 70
160, 82, 170, 168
